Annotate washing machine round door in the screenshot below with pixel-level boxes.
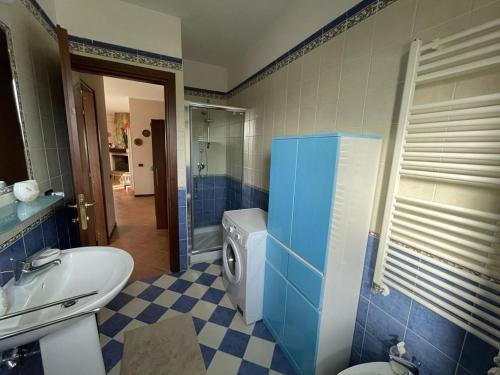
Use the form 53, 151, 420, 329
223, 236, 242, 284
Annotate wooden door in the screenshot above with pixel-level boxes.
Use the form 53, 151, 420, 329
78, 82, 108, 244
57, 26, 107, 246
151, 119, 168, 229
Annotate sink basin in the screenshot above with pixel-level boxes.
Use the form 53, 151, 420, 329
0, 246, 133, 375
339, 362, 394, 375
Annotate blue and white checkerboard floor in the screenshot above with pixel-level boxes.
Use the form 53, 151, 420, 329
98, 260, 296, 374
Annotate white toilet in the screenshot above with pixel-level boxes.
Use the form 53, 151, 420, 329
338, 362, 394, 375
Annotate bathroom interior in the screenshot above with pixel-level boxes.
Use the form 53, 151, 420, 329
0, 0, 498, 374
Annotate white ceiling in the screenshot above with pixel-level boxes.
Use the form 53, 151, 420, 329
121, 0, 295, 66
103, 76, 164, 114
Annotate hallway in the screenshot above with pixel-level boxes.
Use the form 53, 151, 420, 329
110, 189, 170, 281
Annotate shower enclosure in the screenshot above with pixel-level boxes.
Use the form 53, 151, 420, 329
185, 103, 245, 260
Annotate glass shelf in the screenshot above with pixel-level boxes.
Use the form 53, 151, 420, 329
0, 195, 63, 237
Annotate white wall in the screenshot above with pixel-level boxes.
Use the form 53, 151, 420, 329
129, 98, 165, 195
227, 0, 359, 88
53, 0, 182, 58
104, 76, 164, 113
183, 59, 228, 92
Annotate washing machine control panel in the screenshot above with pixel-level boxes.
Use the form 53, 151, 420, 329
223, 218, 247, 245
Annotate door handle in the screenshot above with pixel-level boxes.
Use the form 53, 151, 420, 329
67, 204, 77, 209
74, 193, 90, 231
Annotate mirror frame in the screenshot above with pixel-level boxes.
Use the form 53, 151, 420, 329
0, 20, 33, 196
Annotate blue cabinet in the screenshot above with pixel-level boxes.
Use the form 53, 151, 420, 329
268, 139, 298, 246
263, 262, 287, 340
263, 134, 382, 374
291, 137, 338, 271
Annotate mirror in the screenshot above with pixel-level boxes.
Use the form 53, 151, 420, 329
0, 25, 30, 189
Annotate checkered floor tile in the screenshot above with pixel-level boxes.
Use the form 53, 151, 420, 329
98, 260, 296, 375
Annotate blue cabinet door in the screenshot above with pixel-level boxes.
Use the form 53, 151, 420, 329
266, 235, 289, 277
268, 138, 298, 246
291, 136, 339, 271
282, 284, 320, 375
263, 262, 287, 341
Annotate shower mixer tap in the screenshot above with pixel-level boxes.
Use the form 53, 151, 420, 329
197, 162, 205, 174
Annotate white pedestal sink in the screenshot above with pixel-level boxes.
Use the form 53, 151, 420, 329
0, 246, 134, 375
338, 362, 398, 375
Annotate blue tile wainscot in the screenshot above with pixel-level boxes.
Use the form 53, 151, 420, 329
351, 234, 498, 375
191, 175, 268, 229
178, 188, 188, 271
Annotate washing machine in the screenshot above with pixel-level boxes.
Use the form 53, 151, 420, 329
222, 208, 267, 325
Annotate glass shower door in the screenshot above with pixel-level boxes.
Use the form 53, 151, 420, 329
189, 106, 244, 254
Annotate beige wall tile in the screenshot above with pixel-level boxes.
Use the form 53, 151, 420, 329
413, 12, 471, 41
413, 0, 473, 33
454, 67, 500, 98
336, 57, 370, 132
298, 106, 316, 134
433, 184, 500, 212
343, 17, 375, 62
285, 87, 300, 135
413, 81, 455, 106
469, 0, 500, 24
302, 47, 321, 81
372, 0, 417, 50
472, 0, 500, 9
398, 178, 436, 200
29, 148, 49, 184
319, 33, 345, 70
287, 58, 303, 90
315, 97, 338, 133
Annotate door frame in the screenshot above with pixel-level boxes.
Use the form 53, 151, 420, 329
62, 40, 180, 272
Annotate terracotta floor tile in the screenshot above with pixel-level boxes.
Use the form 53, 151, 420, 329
110, 189, 170, 281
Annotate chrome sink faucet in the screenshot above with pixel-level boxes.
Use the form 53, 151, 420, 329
389, 342, 420, 375
11, 250, 61, 285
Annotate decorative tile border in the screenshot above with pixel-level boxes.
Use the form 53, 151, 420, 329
0, 231, 22, 252
20, 0, 400, 97
0, 210, 54, 252
184, 86, 226, 101
20, 0, 56, 39
68, 36, 183, 71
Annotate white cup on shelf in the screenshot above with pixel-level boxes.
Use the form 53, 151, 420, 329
13, 180, 39, 202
